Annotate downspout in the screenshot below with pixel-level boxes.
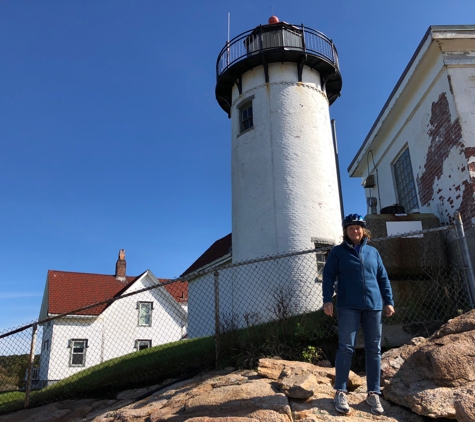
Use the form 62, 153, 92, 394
331, 119, 345, 220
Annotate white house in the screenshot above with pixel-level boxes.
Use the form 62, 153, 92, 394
36, 250, 188, 388
348, 25, 475, 253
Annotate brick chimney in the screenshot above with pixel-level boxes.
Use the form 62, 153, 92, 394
115, 249, 126, 282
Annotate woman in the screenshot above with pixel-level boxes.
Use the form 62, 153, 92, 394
322, 213, 395, 415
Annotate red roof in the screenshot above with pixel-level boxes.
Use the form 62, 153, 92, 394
181, 233, 232, 276
47, 270, 188, 316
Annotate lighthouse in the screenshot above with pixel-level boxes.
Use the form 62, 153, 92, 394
216, 16, 343, 263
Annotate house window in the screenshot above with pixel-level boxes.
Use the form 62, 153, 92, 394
137, 301, 153, 326
240, 101, 253, 133
134, 339, 152, 351
68, 339, 88, 367
393, 148, 418, 213
43, 339, 49, 351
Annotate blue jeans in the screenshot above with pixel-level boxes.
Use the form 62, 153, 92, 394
334, 308, 382, 393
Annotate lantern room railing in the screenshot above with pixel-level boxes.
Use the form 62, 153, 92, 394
216, 23, 340, 79
215, 22, 342, 113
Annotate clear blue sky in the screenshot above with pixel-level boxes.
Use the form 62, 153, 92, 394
1, 0, 474, 332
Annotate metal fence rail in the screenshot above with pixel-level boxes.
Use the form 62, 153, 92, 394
0, 223, 473, 412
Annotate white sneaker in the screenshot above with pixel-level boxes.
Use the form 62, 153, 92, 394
334, 390, 350, 414
366, 392, 384, 415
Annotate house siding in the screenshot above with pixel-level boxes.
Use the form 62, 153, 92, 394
38, 272, 187, 386
357, 67, 475, 227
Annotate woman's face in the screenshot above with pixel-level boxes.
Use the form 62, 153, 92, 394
346, 224, 364, 244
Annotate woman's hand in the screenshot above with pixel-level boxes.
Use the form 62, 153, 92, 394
384, 304, 395, 317
323, 302, 334, 316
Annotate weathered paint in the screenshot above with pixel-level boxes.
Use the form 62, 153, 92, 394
351, 41, 475, 230
347, 26, 475, 281
415, 90, 472, 225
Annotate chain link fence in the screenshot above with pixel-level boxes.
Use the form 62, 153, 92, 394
0, 222, 474, 413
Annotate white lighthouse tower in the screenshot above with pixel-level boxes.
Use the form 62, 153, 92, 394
216, 16, 343, 263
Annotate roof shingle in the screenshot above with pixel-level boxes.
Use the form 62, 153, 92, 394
47, 270, 187, 316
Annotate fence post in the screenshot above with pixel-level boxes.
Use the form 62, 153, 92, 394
454, 212, 475, 308
24, 323, 38, 408
214, 270, 220, 369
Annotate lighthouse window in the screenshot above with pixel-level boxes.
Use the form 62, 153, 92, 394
240, 102, 253, 133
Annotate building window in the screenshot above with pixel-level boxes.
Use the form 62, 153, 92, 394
393, 148, 419, 213
137, 301, 153, 326
240, 101, 253, 133
43, 339, 49, 351
68, 339, 88, 367
134, 339, 152, 351
312, 239, 330, 282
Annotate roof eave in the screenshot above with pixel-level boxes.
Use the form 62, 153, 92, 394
349, 24, 475, 178
347, 26, 435, 177
183, 253, 232, 281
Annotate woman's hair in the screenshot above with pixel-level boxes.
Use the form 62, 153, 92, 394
343, 227, 372, 242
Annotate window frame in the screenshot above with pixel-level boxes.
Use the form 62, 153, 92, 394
137, 301, 153, 327
312, 238, 331, 283
392, 147, 419, 213
134, 339, 152, 351
237, 95, 255, 135
68, 339, 88, 367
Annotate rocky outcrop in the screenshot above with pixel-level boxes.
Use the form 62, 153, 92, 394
1, 359, 425, 422
5, 311, 475, 422
88, 359, 425, 421
381, 309, 475, 420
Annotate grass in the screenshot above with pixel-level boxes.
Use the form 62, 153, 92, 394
0, 391, 24, 407
0, 336, 215, 415
0, 309, 338, 416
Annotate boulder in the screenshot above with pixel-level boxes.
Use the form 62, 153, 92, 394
257, 357, 365, 390
454, 386, 475, 422
279, 373, 319, 399
381, 309, 475, 419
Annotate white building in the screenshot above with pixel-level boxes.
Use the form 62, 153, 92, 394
36, 251, 187, 387
348, 25, 475, 260
183, 16, 344, 337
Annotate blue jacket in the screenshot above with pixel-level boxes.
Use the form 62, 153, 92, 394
322, 238, 394, 310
